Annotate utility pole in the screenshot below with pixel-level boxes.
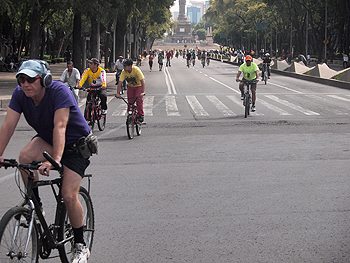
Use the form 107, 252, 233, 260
324, 0, 328, 62
305, 10, 309, 57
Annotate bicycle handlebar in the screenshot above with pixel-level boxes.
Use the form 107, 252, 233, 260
0, 151, 63, 174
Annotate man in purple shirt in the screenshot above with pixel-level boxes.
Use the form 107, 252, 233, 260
0, 60, 92, 262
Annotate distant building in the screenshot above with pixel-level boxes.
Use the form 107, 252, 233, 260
187, 6, 201, 24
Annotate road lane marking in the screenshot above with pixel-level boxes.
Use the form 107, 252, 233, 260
227, 96, 264, 116
227, 95, 244, 107
112, 102, 127, 116
144, 96, 154, 116
209, 77, 240, 94
164, 67, 177, 94
186, 96, 209, 116
265, 95, 319, 115
206, 96, 236, 116
163, 67, 172, 94
258, 99, 291, 115
166, 96, 180, 116
305, 95, 348, 115
269, 82, 303, 94
327, 95, 350, 103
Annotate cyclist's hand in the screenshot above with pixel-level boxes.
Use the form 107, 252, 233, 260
236, 78, 240, 82
115, 94, 121, 98
39, 161, 52, 176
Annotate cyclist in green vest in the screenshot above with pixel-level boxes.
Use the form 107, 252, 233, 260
236, 55, 259, 112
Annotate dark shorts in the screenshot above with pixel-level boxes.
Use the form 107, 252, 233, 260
32, 135, 90, 177
61, 148, 90, 177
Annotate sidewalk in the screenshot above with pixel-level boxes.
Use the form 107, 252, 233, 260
0, 63, 116, 110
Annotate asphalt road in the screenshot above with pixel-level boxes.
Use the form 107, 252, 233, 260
0, 57, 350, 262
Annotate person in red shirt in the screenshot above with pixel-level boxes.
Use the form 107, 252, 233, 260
166, 51, 172, 67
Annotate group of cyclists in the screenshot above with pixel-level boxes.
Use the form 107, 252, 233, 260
0, 55, 146, 263
0, 47, 271, 262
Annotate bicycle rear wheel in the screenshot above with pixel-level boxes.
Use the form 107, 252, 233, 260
58, 187, 94, 263
264, 71, 268, 85
126, 115, 135, 139
0, 206, 39, 262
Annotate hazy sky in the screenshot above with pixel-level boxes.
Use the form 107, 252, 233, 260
170, 0, 206, 12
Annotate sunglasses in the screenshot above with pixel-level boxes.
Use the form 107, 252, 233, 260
17, 75, 40, 84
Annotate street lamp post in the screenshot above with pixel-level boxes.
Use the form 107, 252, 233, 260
324, 0, 328, 62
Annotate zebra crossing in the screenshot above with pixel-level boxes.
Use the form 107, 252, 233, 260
106, 93, 350, 118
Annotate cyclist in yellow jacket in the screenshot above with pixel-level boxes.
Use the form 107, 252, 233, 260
78, 58, 108, 114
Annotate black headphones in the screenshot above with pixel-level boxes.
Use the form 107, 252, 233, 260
37, 60, 52, 88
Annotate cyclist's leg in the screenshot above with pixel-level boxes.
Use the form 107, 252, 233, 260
99, 89, 107, 111
60, 145, 90, 246
135, 87, 145, 117
127, 86, 135, 111
251, 83, 257, 105
267, 63, 271, 77
239, 82, 244, 96
19, 137, 53, 205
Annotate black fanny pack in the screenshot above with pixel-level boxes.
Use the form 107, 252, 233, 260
68, 133, 99, 159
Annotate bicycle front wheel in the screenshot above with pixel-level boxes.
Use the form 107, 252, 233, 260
97, 108, 106, 131
126, 115, 135, 139
58, 187, 95, 263
244, 95, 250, 118
0, 206, 39, 262
136, 122, 142, 136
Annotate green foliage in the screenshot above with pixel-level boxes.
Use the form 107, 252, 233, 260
206, 0, 350, 58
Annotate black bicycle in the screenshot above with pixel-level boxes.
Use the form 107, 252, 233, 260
116, 94, 144, 139
84, 86, 106, 131
240, 79, 258, 118
0, 151, 94, 262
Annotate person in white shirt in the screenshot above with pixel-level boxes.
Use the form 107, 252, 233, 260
343, 53, 349, 69
60, 61, 80, 102
114, 56, 125, 85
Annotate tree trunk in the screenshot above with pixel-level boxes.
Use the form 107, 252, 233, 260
73, 10, 83, 72
115, 13, 128, 58
90, 15, 100, 59
29, 4, 41, 58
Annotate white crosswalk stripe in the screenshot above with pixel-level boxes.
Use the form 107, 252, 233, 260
112, 102, 127, 116
104, 94, 350, 118
327, 95, 350, 103
258, 98, 292, 115
306, 95, 348, 115
226, 95, 264, 116
265, 95, 320, 115
166, 96, 180, 116
186, 96, 209, 116
207, 96, 236, 116
144, 96, 154, 116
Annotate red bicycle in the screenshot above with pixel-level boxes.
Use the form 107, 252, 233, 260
116, 94, 144, 139
84, 86, 106, 131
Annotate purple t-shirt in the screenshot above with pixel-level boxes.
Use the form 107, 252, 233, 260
9, 80, 91, 145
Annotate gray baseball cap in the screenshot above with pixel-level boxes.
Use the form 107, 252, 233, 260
16, 60, 46, 78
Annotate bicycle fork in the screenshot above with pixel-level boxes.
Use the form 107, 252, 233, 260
9, 200, 36, 259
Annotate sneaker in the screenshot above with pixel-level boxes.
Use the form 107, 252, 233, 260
240, 94, 244, 100
251, 105, 256, 112
71, 243, 90, 263
101, 109, 107, 115
138, 115, 144, 123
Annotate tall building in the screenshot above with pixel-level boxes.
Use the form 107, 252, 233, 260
187, 6, 201, 24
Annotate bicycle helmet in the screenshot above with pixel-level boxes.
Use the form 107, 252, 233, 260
245, 55, 253, 61
123, 59, 133, 67
265, 53, 270, 56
